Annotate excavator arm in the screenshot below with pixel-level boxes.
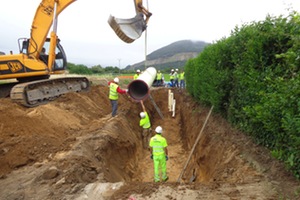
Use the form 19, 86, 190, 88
29, 0, 151, 61
28, 0, 75, 60
134, 0, 152, 24
108, 0, 152, 43
1, 0, 151, 107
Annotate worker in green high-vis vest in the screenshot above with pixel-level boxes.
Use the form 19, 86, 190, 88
156, 70, 163, 86
179, 69, 185, 89
108, 77, 128, 117
139, 100, 152, 149
133, 69, 141, 80
149, 126, 169, 182
169, 69, 175, 87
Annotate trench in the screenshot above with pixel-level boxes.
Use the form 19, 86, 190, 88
1, 84, 293, 200
71, 87, 244, 185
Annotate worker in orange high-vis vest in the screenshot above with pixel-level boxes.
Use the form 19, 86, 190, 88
139, 100, 152, 149
149, 126, 169, 182
108, 77, 128, 117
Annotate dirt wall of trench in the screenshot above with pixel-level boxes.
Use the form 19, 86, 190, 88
0, 83, 299, 200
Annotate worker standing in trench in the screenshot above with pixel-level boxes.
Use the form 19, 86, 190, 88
149, 126, 169, 182
139, 100, 152, 149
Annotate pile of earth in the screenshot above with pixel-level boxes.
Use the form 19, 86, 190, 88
0, 78, 299, 200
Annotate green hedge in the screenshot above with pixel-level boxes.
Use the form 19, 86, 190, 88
185, 11, 300, 179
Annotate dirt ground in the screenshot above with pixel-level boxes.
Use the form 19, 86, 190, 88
0, 77, 299, 200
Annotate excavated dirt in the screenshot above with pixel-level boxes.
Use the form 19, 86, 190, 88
0, 77, 299, 200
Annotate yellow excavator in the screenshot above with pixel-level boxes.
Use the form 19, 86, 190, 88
0, 0, 151, 107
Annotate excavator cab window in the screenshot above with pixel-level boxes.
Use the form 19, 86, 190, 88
39, 47, 48, 65
53, 43, 67, 71
42, 38, 67, 71
19, 38, 29, 54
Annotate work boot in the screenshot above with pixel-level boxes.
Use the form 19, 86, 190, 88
162, 176, 169, 182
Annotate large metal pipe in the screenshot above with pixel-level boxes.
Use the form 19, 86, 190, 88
128, 67, 157, 101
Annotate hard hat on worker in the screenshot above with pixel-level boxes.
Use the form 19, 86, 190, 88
114, 77, 119, 83
137, 69, 141, 73
155, 126, 163, 134
140, 112, 146, 118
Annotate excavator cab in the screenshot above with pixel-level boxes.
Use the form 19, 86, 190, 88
108, 0, 152, 43
19, 38, 67, 72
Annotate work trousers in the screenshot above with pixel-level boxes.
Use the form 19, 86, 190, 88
170, 79, 174, 87
174, 79, 179, 87
156, 79, 162, 86
142, 128, 151, 149
180, 80, 185, 88
110, 100, 118, 117
153, 154, 167, 182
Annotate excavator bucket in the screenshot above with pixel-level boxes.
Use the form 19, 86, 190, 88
108, 13, 147, 43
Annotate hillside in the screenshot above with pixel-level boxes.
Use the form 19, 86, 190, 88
125, 40, 210, 71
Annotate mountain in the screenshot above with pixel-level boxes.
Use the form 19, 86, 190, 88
125, 40, 210, 71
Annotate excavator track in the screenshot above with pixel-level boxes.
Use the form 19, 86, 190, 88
10, 77, 90, 107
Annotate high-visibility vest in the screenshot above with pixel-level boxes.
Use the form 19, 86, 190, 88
134, 74, 139, 80
174, 72, 178, 79
150, 134, 168, 156
170, 73, 174, 80
109, 83, 119, 100
140, 112, 151, 129
179, 72, 185, 80
156, 73, 162, 80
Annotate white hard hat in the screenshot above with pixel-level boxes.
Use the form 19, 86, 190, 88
176, 69, 178, 71
155, 126, 163, 134
171, 69, 174, 72
114, 77, 119, 83
140, 112, 146, 118
137, 69, 141, 73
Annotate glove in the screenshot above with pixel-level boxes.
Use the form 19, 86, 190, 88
165, 155, 169, 161
150, 155, 153, 160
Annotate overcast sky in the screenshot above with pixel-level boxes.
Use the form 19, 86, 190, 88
1, 0, 300, 68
